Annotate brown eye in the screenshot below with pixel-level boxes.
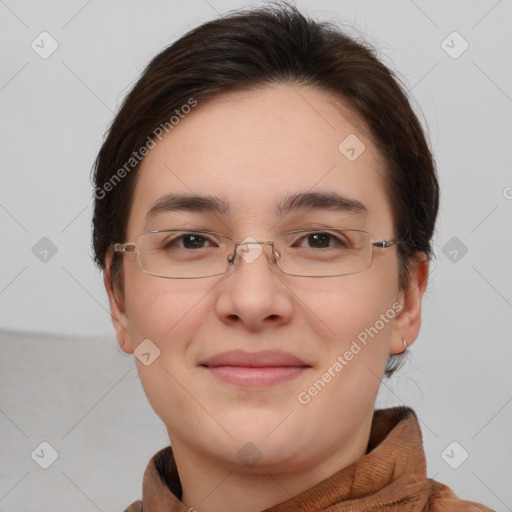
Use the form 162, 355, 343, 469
292, 232, 350, 249
161, 233, 214, 250
181, 234, 208, 249
306, 233, 332, 248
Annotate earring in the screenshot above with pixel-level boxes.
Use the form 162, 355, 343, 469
402, 338, 408, 353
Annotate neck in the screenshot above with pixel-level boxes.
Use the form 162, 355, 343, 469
171, 408, 374, 512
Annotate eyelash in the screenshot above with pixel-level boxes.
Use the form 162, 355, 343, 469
161, 231, 350, 250
291, 232, 349, 249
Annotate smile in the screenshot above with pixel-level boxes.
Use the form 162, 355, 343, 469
202, 365, 309, 387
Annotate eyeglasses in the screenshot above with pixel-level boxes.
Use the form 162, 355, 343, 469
113, 228, 404, 279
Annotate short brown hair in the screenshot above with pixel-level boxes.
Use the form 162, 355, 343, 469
92, 2, 439, 378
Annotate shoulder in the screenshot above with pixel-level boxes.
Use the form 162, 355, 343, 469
427, 479, 495, 511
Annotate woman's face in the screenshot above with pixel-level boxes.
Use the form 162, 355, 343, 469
107, 83, 425, 474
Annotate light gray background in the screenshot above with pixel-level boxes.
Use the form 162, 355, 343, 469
1, 0, 511, 511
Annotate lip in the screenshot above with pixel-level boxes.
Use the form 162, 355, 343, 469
199, 349, 309, 368
199, 350, 311, 388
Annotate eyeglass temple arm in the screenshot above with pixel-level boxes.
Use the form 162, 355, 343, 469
113, 239, 401, 253
372, 240, 402, 249
113, 243, 137, 252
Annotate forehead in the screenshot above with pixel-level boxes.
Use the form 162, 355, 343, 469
128, 83, 393, 234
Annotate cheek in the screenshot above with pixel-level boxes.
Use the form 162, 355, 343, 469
124, 268, 209, 342
123, 273, 214, 425
295, 261, 399, 335
296, 266, 400, 385
298, 282, 397, 412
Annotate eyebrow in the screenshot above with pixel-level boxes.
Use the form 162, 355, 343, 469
276, 191, 367, 217
146, 191, 367, 219
146, 193, 230, 219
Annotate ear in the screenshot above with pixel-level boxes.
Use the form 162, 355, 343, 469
390, 253, 429, 354
104, 248, 135, 355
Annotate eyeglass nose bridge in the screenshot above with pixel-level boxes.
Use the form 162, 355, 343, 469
227, 239, 280, 266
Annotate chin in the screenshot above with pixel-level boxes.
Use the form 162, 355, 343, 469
221, 405, 296, 434
217, 436, 310, 474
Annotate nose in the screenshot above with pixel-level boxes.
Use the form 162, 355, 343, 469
215, 241, 294, 331
228, 240, 279, 266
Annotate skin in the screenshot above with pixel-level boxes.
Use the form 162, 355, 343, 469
104, 83, 428, 512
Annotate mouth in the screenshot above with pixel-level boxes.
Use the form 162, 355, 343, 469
198, 349, 311, 388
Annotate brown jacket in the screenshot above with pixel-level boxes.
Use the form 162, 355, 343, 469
124, 407, 494, 511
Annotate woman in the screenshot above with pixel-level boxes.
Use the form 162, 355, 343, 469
92, 3, 493, 511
